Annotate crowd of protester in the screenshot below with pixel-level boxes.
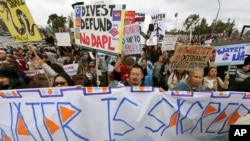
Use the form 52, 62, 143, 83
0, 34, 250, 93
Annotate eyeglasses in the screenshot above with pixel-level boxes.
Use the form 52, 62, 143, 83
54, 82, 67, 86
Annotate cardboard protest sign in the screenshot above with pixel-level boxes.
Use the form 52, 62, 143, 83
55, 32, 71, 46
74, 4, 126, 55
0, 87, 249, 140
122, 23, 141, 55
28, 74, 49, 88
161, 35, 178, 51
215, 44, 246, 66
151, 13, 166, 43
171, 45, 214, 70
0, 1, 42, 42
124, 11, 135, 25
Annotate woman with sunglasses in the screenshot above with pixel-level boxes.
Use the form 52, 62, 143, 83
53, 72, 75, 87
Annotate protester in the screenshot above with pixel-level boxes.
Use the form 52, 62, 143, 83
53, 72, 75, 87
84, 61, 103, 87
118, 65, 145, 86
56, 48, 66, 65
140, 58, 152, 86
167, 69, 188, 90
171, 67, 204, 91
0, 47, 7, 63
158, 56, 172, 90
152, 55, 164, 87
64, 53, 73, 65
0, 67, 28, 90
114, 55, 135, 83
77, 58, 89, 75
235, 64, 250, 83
202, 67, 229, 91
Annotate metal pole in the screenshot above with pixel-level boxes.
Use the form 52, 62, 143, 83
211, 0, 221, 35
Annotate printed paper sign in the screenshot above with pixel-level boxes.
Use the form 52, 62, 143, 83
124, 11, 135, 25
161, 35, 178, 50
0, 1, 42, 42
215, 44, 246, 66
74, 4, 126, 55
122, 23, 141, 55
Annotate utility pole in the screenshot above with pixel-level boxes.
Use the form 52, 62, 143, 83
211, 0, 221, 35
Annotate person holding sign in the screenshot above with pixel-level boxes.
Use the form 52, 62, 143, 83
114, 55, 136, 83
171, 67, 204, 91
0, 67, 28, 90
202, 67, 229, 91
84, 61, 103, 87
167, 69, 188, 90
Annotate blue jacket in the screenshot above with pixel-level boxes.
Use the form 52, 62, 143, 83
171, 78, 204, 91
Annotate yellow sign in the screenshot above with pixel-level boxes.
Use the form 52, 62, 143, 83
0, 0, 42, 42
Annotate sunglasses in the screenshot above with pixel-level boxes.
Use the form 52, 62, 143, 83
54, 82, 67, 86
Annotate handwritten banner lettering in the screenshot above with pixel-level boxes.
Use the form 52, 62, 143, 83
0, 87, 249, 140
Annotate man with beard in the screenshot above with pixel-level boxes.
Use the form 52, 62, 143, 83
119, 65, 144, 86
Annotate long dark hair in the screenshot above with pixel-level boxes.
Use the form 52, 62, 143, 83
53, 72, 75, 87
50, 63, 65, 73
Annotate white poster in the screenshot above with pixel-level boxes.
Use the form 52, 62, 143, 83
161, 35, 178, 51
151, 13, 166, 42
74, 4, 126, 55
55, 32, 71, 46
0, 87, 249, 141
122, 23, 141, 55
215, 44, 246, 66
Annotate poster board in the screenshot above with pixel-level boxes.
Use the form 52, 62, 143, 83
0, 1, 42, 42
74, 4, 126, 55
122, 23, 141, 55
215, 44, 246, 66
55, 32, 71, 46
171, 45, 214, 70
151, 13, 166, 42
161, 35, 178, 51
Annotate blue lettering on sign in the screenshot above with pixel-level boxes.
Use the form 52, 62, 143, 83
217, 46, 245, 61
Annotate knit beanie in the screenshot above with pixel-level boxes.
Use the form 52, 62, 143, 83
0, 68, 19, 79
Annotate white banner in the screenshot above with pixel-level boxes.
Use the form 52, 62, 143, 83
215, 44, 246, 66
122, 23, 141, 55
0, 87, 249, 141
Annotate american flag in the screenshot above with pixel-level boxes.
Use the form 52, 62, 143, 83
109, 27, 119, 37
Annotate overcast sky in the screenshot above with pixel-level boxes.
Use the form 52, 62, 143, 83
25, 0, 250, 32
